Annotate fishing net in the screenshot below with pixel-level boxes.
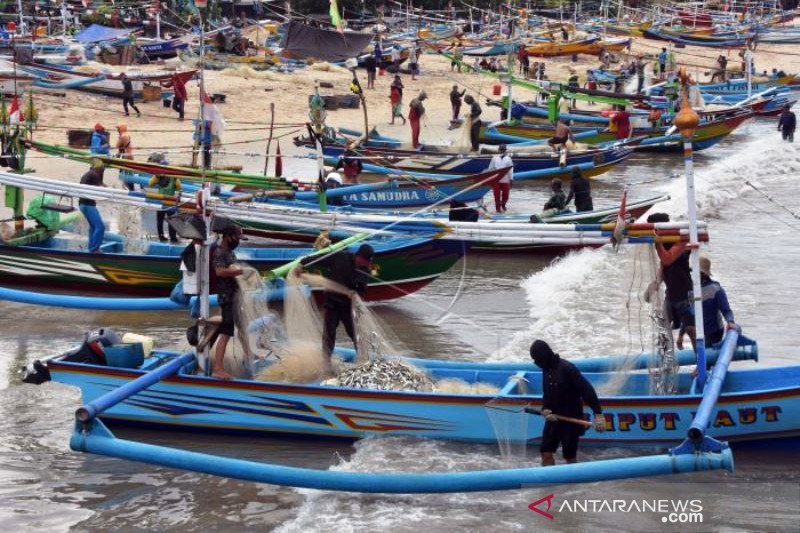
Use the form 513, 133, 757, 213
252, 269, 331, 383
484, 399, 530, 461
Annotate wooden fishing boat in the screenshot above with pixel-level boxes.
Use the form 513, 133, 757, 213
484, 110, 753, 152
18, 63, 197, 98
137, 35, 193, 60
29, 140, 504, 209
0, 233, 464, 301
524, 36, 629, 57
293, 133, 634, 180
697, 75, 797, 95
29, 332, 800, 448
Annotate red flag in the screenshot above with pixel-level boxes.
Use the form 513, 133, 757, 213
611, 189, 627, 251
9, 96, 24, 124
274, 140, 283, 177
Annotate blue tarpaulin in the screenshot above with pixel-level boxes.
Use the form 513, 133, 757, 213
74, 24, 133, 44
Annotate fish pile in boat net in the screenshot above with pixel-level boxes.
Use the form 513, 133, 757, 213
333, 359, 435, 392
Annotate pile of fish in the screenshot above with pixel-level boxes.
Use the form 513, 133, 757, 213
333, 359, 435, 392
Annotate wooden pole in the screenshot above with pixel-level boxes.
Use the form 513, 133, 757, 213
263, 102, 275, 175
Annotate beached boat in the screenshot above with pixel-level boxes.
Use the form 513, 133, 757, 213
18, 63, 197, 98
524, 36, 629, 57
137, 35, 193, 60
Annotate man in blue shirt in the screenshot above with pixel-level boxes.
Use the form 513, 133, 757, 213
658, 48, 668, 79
677, 255, 736, 349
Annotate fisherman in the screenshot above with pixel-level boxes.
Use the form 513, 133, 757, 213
89, 123, 110, 156
530, 339, 605, 465
119, 73, 141, 117
78, 159, 107, 253
560, 26, 569, 41
409, 42, 420, 80
676, 256, 737, 350
114, 122, 135, 191
486, 144, 513, 213
335, 146, 364, 184
635, 56, 646, 93
543, 178, 567, 212
658, 47, 668, 79
520, 48, 531, 78
389, 75, 405, 125
610, 105, 631, 140
463, 94, 482, 152
565, 167, 593, 212
297, 244, 375, 357
778, 104, 796, 143
648, 212, 694, 349
450, 84, 466, 121
364, 53, 377, 90
169, 73, 187, 120
408, 91, 427, 149
374, 40, 383, 65
211, 222, 247, 380
548, 119, 573, 151
148, 154, 181, 243
451, 41, 463, 73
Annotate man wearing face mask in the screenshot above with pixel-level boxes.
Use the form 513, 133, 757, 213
530, 339, 605, 465
211, 223, 247, 379
299, 244, 374, 357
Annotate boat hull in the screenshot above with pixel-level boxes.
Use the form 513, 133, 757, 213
47, 359, 800, 447
0, 237, 463, 301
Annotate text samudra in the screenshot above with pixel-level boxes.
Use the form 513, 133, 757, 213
596, 406, 781, 431
343, 191, 423, 202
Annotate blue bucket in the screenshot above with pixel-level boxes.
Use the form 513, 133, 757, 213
104, 343, 145, 369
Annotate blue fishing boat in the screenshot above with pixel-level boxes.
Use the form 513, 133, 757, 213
294, 133, 634, 180
24, 330, 799, 448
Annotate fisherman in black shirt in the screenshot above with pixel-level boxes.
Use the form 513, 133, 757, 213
565, 167, 593, 212
778, 104, 796, 143
119, 73, 141, 117
530, 339, 605, 465
463, 95, 482, 151
299, 244, 374, 356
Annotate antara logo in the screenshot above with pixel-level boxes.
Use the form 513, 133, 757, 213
528, 493, 555, 520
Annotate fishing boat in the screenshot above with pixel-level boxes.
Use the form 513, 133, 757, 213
29, 140, 506, 209
524, 36, 629, 57
484, 109, 753, 152
0, 230, 463, 301
293, 132, 634, 180
18, 63, 197, 98
23, 328, 799, 448
136, 35, 193, 60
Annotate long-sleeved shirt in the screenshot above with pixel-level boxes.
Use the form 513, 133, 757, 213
90, 131, 110, 155
301, 251, 369, 307
566, 175, 593, 212
691, 275, 735, 337
778, 110, 796, 132
541, 355, 603, 419
487, 153, 513, 183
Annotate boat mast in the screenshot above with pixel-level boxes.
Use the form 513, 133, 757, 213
675, 67, 707, 390
195, 1, 212, 376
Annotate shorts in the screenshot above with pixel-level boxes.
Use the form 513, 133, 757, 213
218, 300, 236, 337
549, 136, 568, 145
410, 62, 419, 73
392, 103, 403, 116
540, 420, 584, 460
668, 299, 692, 330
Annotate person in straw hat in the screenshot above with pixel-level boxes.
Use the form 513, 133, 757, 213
676, 255, 737, 350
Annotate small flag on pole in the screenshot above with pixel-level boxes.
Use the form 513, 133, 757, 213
329, 0, 343, 31
9, 96, 24, 125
